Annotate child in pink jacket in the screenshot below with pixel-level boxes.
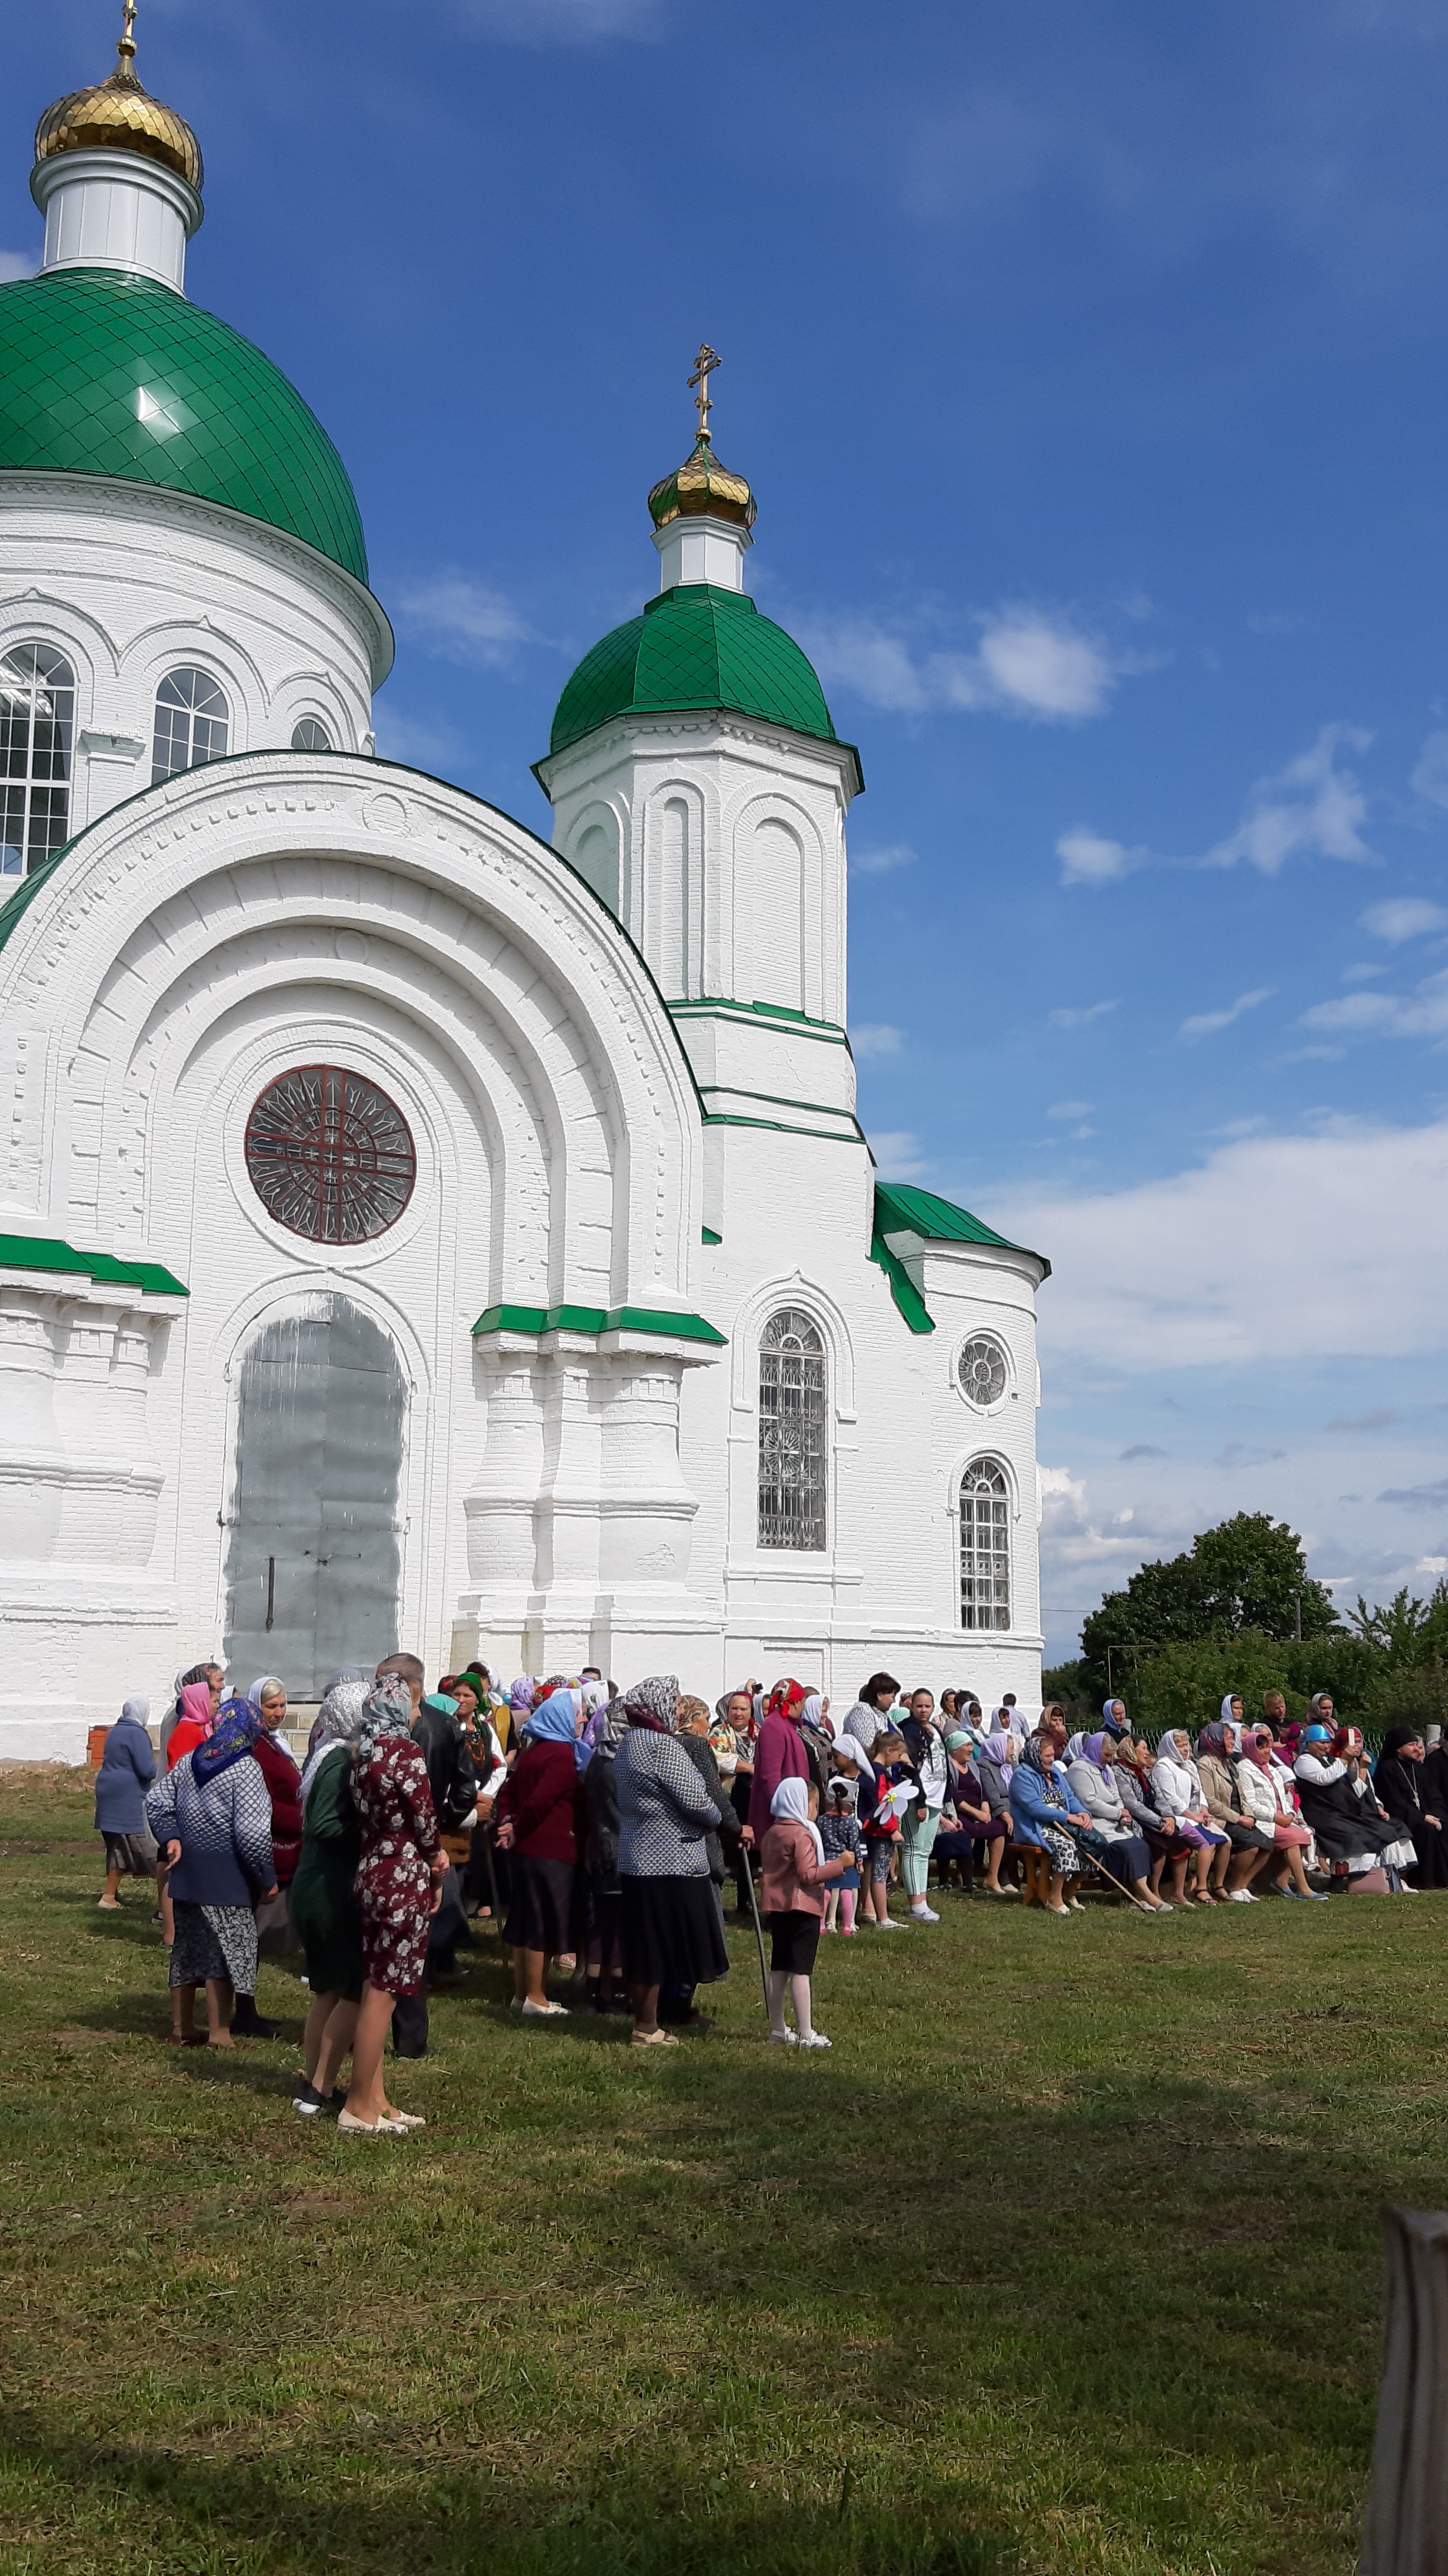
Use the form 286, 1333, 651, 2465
759, 1777, 849, 2049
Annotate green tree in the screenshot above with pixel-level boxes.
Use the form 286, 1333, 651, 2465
1346, 1579, 1448, 1668
1081, 1511, 1338, 1682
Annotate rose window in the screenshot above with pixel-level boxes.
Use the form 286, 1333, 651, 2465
244, 1065, 416, 1244
957, 1336, 1007, 1408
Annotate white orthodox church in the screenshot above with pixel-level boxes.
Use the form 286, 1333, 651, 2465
0, 21, 1049, 1755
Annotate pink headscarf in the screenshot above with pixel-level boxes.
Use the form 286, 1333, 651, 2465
177, 1680, 215, 1739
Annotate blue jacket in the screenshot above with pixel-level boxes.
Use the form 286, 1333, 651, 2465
1008, 1760, 1084, 1852
145, 1751, 275, 1907
94, 1715, 156, 1833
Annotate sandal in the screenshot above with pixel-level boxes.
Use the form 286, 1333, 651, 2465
630, 2027, 680, 2048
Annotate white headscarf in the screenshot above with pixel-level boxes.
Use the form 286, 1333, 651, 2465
799, 1693, 830, 1736
119, 1693, 151, 1726
300, 1677, 369, 1804
770, 1773, 825, 1862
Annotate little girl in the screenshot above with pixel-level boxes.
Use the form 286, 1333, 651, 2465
759, 1778, 849, 2048
820, 1776, 864, 1934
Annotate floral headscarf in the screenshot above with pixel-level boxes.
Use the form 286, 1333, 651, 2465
623, 1673, 679, 1733
1197, 1720, 1237, 1759
191, 1696, 262, 1786
353, 1674, 414, 1766
300, 1675, 369, 1804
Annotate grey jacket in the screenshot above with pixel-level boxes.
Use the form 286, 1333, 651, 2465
614, 1729, 721, 1878
1066, 1759, 1135, 1841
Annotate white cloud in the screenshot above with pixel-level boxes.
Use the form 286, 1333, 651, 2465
1047, 998, 1119, 1029
457, 0, 664, 40
851, 1023, 902, 1060
804, 604, 1126, 725
850, 841, 916, 876
871, 1130, 929, 1180
1342, 961, 1388, 981
1298, 966, 1448, 1042
1360, 896, 1448, 942
1411, 730, 1448, 810
393, 571, 537, 669
1057, 827, 1143, 887
0, 251, 36, 283
1178, 984, 1274, 1040
987, 1115, 1448, 1369
1198, 724, 1375, 873
1047, 1100, 1095, 1119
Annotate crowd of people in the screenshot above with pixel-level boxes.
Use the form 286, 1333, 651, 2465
88, 1660, 1438, 2131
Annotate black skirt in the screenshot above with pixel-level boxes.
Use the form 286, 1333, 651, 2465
620, 1872, 730, 1988
503, 1853, 578, 1955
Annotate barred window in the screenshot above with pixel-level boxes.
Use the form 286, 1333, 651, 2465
291, 716, 333, 751
152, 667, 229, 782
960, 1458, 1010, 1630
957, 1335, 1008, 1409
758, 1308, 827, 1550
1, 644, 74, 880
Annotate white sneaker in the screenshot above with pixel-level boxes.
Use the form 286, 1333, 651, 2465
769, 2028, 798, 2045
798, 2031, 831, 2049
910, 1904, 940, 1922
1226, 1888, 1252, 1902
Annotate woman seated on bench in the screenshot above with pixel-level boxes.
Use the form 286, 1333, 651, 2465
1008, 1723, 1094, 1917
1066, 1733, 1174, 1911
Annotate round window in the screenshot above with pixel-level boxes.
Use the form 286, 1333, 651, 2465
244, 1065, 416, 1244
957, 1336, 1007, 1409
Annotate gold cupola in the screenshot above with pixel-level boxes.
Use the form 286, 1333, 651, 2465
34, 5, 203, 195
647, 435, 756, 535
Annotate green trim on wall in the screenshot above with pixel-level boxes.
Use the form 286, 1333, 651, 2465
875, 1179, 1050, 1278
0, 1233, 188, 1296
701, 1226, 723, 1245
701, 1112, 867, 1146
666, 996, 850, 1047
868, 1226, 935, 1335
699, 1082, 856, 1121
473, 1301, 725, 1346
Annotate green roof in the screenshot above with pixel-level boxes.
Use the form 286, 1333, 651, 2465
870, 1182, 1049, 1333
546, 584, 851, 765
0, 1233, 186, 1296
0, 267, 368, 584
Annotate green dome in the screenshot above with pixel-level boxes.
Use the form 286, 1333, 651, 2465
548, 583, 839, 759
0, 266, 368, 585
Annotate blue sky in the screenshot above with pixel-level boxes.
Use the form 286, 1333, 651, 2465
12, 0, 1448, 1659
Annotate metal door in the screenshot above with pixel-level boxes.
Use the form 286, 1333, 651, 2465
222, 1297, 406, 1699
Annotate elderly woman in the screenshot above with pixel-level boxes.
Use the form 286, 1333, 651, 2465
613, 1674, 730, 2048
748, 1680, 815, 1840
1151, 1730, 1231, 1906
932, 1729, 1010, 1895
341, 1675, 444, 2133
288, 1675, 369, 2114
1196, 1706, 1272, 1902
1111, 1735, 1190, 1902
1007, 1726, 1094, 1915
1235, 1724, 1326, 1898
95, 1693, 157, 1911
495, 1687, 585, 2016
145, 1697, 277, 2046
1374, 1726, 1448, 1889
713, 1688, 759, 1916
1294, 1724, 1404, 1893
1065, 1733, 1173, 1910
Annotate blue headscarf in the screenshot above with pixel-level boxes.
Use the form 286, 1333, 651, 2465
191, 1696, 263, 1786
523, 1687, 588, 1769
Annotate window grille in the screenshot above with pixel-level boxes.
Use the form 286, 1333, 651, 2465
152, 667, 229, 782
290, 716, 333, 751
0, 644, 74, 879
758, 1308, 827, 1550
957, 1335, 1007, 1408
960, 1458, 1010, 1630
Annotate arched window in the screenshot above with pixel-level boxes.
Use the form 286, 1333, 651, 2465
960, 1459, 1010, 1630
758, 1308, 827, 1550
152, 668, 229, 782
0, 644, 75, 879
290, 716, 333, 752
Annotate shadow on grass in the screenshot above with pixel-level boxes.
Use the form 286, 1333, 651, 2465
0, 2429, 1011, 2576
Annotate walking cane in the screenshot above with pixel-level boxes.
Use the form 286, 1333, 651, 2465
741, 1841, 770, 2015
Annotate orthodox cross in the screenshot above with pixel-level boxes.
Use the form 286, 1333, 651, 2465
118, 0, 139, 71
688, 344, 721, 443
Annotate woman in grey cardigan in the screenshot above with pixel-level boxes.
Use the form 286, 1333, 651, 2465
613, 1675, 730, 2049
1065, 1733, 1173, 1911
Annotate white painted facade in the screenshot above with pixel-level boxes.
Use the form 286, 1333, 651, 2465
0, 119, 1046, 1756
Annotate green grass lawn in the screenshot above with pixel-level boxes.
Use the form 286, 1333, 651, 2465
0, 1766, 1432, 2576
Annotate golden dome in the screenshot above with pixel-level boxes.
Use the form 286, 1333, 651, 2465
35, 15, 202, 195
647, 434, 756, 533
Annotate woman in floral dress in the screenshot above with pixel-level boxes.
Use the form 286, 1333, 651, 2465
340, 1675, 445, 2135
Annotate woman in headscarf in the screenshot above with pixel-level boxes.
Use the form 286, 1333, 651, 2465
1294, 1722, 1403, 1892
1235, 1724, 1327, 1899
1109, 1734, 1189, 1902
1065, 1732, 1174, 1910
1007, 1729, 1093, 1915
580, 1695, 630, 2012
341, 1675, 444, 2131
244, 1678, 303, 1990
145, 1697, 277, 2046
94, 1693, 157, 1912
289, 1675, 369, 2114
1151, 1729, 1230, 1906
1373, 1725, 1448, 1889
931, 1728, 1010, 1895
664, 1695, 744, 2024
494, 1687, 585, 2014
748, 1679, 814, 1842
166, 1675, 220, 1771
713, 1688, 759, 1917
1101, 1697, 1130, 1739
1195, 1708, 1272, 1902
440, 1672, 508, 1919
613, 1674, 730, 2048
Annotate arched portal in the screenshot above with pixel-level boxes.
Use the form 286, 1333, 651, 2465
223, 1296, 406, 1697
